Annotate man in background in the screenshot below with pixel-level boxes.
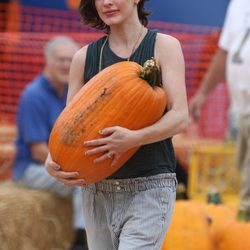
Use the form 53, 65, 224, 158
12, 36, 88, 249
189, 0, 250, 221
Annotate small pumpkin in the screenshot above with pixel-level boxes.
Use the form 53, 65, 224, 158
200, 203, 236, 241
49, 59, 167, 183
213, 218, 250, 250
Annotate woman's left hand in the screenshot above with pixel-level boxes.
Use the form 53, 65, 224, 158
84, 126, 140, 167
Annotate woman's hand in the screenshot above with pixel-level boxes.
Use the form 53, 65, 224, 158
45, 153, 86, 186
84, 126, 140, 167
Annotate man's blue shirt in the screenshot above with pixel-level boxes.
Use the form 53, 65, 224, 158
13, 74, 67, 180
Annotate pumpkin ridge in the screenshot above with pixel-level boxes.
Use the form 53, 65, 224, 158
58, 86, 113, 145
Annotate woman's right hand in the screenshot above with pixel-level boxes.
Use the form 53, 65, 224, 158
45, 153, 86, 186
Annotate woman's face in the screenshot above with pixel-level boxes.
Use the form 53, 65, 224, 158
94, 0, 138, 26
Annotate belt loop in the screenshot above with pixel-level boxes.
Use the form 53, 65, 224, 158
93, 183, 97, 194
174, 177, 178, 188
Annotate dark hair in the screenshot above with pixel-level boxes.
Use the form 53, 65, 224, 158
79, 0, 151, 32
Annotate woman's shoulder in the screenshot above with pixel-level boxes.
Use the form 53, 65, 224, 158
86, 35, 107, 51
156, 32, 181, 47
155, 33, 184, 64
72, 36, 107, 63
156, 33, 182, 56
71, 45, 88, 66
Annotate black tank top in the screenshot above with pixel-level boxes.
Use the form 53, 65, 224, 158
84, 29, 176, 179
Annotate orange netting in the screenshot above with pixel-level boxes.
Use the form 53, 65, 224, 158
0, 3, 229, 140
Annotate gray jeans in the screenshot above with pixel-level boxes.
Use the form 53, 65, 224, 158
82, 173, 177, 250
18, 164, 84, 229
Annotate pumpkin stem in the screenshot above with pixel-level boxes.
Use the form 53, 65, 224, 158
207, 188, 223, 205
176, 183, 188, 200
139, 58, 162, 88
237, 210, 250, 222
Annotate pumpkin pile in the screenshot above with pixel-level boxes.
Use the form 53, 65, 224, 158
161, 200, 250, 250
162, 201, 213, 250
49, 59, 167, 183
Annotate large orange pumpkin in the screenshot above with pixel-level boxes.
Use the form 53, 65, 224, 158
49, 59, 167, 183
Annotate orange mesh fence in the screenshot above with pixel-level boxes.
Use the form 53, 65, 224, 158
0, 3, 228, 140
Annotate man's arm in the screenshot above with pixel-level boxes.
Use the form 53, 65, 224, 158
30, 143, 49, 164
189, 48, 227, 120
18, 89, 51, 164
198, 48, 227, 95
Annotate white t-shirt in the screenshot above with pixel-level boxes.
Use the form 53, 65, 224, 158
219, 0, 250, 117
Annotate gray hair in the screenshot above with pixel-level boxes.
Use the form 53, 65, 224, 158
44, 36, 79, 58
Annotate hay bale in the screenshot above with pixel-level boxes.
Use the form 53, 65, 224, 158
0, 123, 16, 180
0, 181, 74, 250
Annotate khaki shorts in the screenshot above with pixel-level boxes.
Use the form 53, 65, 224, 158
236, 115, 250, 212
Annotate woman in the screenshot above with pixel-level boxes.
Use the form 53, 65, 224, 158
46, 0, 189, 249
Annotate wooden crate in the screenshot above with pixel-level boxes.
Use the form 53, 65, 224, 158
188, 144, 240, 205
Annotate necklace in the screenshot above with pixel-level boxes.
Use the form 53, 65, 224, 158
98, 25, 145, 72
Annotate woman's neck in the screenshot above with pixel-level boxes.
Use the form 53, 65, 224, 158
108, 22, 147, 58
